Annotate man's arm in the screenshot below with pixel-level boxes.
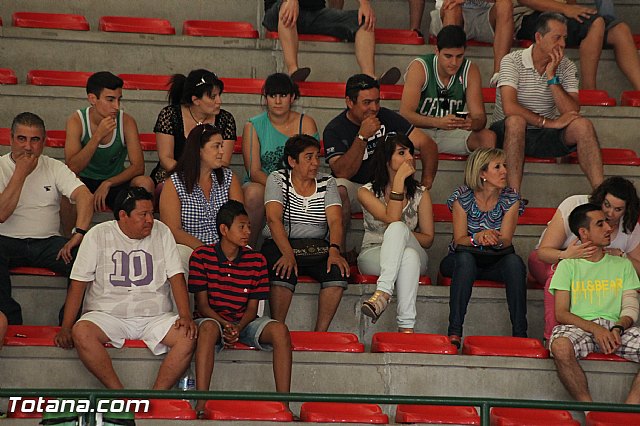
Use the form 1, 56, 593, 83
169, 273, 197, 339
400, 61, 445, 129
501, 85, 579, 129
64, 112, 116, 174
54, 280, 88, 349
464, 63, 488, 131
57, 185, 94, 264
408, 127, 438, 190
518, 0, 597, 23
0, 152, 38, 222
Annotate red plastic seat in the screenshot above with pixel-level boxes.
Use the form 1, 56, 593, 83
290, 331, 364, 352
350, 265, 431, 285
266, 30, 340, 42
139, 133, 157, 151
563, 148, 640, 166
371, 332, 458, 354
432, 204, 452, 222
491, 408, 579, 425
0, 128, 9, 145
578, 90, 616, 106
9, 266, 62, 276
203, 400, 293, 421
12, 12, 89, 31
482, 87, 496, 103
438, 274, 505, 289
221, 77, 265, 95
583, 352, 629, 362
6, 397, 53, 418
396, 405, 479, 424
621, 90, 640, 107
46, 130, 66, 148
0, 68, 18, 84
99, 16, 175, 35
586, 411, 640, 425
135, 399, 196, 420
518, 207, 555, 225
379, 84, 403, 100
462, 336, 549, 359
300, 402, 389, 423
429, 34, 492, 47
4, 325, 60, 346
375, 29, 424, 45
634, 34, 640, 49
298, 81, 346, 98
27, 70, 93, 87
183, 20, 258, 38
119, 73, 171, 90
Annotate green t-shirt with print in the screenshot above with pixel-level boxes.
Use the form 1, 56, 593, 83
549, 254, 640, 322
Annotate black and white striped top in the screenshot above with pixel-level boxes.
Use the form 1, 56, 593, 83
492, 45, 579, 127
263, 170, 342, 239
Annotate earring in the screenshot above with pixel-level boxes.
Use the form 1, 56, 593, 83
482, 178, 487, 182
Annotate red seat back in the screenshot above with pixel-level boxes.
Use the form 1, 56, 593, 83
586, 411, 640, 426
375, 29, 424, 45
300, 402, 389, 423
621, 90, 640, 107
135, 399, 196, 420
462, 336, 549, 359
221, 77, 265, 95
138, 133, 157, 151
491, 408, 579, 426
0, 68, 18, 84
46, 130, 66, 148
396, 405, 480, 424
27, 70, 93, 87
119, 73, 171, 90
183, 20, 258, 38
4, 325, 60, 346
266, 30, 340, 42
578, 89, 616, 106
204, 400, 293, 421
99, 16, 175, 35
290, 331, 364, 352
371, 332, 458, 354
583, 352, 629, 362
13, 12, 89, 31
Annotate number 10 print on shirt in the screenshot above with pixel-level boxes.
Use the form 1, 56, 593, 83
110, 250, 154, 287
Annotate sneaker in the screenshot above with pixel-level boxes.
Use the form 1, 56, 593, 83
489, 72, 500, 88
379, 67, 401, 85
361, 290, 389, 323
290, 67, 311, 82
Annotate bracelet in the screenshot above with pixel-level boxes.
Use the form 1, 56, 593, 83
356, 134, 367, 142
389, 191, 404, 201
470, 234, 479, 247
329, 243, 341, 252
610, 325, 625, 335
541, 117, 546, 128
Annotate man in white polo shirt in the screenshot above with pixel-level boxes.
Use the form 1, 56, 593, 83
0, 112, 93, 325
490, 12, 604, 193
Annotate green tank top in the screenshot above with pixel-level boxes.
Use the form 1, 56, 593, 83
77, 107, 127, 181
414, 53, 470, 117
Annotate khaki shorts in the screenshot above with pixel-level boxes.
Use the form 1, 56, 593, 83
424, 128, 472, 155
430, 6, 495, 43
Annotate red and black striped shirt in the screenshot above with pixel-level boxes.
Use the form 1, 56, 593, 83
188, 243, 269, 323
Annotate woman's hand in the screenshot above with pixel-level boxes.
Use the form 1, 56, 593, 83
327, 252, 350, 277
396, 160, 416, 182
273, 254, 298, 279
474, 229, 501, 246
563, 239, 597, 259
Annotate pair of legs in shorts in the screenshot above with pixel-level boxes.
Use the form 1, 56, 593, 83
550, 318, 640, 403
193, 316, 292, 414
423, 127, 495, 155
431, 0, 514, 78
490, 117, 604, 193
72, 311, 195, 389
261, 238, 348, 332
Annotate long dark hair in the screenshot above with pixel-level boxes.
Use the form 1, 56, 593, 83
167, 69, 224, 106
589, 176, 640, 234
174, 124, 224, 194
370, 133, 418, 199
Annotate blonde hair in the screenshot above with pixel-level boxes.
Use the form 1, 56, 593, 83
464, 148, 506, 191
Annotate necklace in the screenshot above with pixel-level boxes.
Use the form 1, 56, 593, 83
188, 106, 205, 125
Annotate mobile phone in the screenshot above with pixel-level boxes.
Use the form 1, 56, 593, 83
455, 111, 469, 119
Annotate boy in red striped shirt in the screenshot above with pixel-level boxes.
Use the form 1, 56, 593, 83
188, 200, 292, 417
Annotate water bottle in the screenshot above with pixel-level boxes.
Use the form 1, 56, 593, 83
176, 366, 196, 407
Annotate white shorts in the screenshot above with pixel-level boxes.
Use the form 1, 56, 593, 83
430, 6, 495, 43
335, 178, 362, 214
78, 311, 179, 355
424, 128, 472, 155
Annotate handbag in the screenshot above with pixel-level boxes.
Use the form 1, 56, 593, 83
289, 238, 330, 264
455, 244, 516, 268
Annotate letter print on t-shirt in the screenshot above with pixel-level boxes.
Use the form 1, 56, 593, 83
110, 250, 154, 287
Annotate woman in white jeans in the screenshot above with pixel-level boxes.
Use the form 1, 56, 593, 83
358, 133, 434, 332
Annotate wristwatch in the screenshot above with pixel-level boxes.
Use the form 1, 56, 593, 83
72, 227, 88, 236
610, 325, 625, 335
356, 134, 367, 142
547, 76, 561, 85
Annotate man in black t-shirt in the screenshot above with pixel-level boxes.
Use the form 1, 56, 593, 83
323, 74, 438, 254
262, 0, 400, 83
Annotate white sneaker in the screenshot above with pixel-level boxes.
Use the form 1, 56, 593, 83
489, 72, 500, 88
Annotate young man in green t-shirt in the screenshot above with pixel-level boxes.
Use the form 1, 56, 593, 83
549, 203, 640, 403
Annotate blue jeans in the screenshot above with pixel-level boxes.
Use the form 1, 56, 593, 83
440, 251, 528, 338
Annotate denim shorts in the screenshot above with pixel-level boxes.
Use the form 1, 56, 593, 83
195, 316, 276, 353
490, 119, 575, 158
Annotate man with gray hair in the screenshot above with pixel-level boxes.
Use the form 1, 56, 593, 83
489, 12, 604, 193
0, 112, 93, 325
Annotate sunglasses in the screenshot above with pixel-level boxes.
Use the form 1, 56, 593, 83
438, 88, 450, 112
195, 73, 219, 87
120, 186, 151, 206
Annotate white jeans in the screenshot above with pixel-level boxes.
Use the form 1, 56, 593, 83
357, 222, 428, 329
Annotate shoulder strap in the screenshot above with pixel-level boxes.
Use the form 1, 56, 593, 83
298, 113, 305, 134
247, 124, 254, 180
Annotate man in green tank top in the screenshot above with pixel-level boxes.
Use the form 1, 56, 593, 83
400, 25, 496, 156
64, 72, 154, 216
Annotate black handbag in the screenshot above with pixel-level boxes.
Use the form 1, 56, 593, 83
455, 244, 516, 268
289, 238, 330, 264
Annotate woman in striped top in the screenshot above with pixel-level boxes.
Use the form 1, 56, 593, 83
439, 148, 527, 348
262, 135, 349, 331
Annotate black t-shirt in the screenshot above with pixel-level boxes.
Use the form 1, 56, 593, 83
265, 0, 326, 11
322, 107, 413, 184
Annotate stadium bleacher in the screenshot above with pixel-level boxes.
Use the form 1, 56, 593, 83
1, 0, 640, 423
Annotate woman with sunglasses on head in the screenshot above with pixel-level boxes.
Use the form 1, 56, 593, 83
151, 69, 237, 186
358, 133, 434, 332
160, 124, 243, 271
440, 148, 527, 348
262, 134, 349, 332
243, 73, 319, 247
529, 176, 640, 343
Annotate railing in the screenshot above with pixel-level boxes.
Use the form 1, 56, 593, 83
3, 388, 640, 425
